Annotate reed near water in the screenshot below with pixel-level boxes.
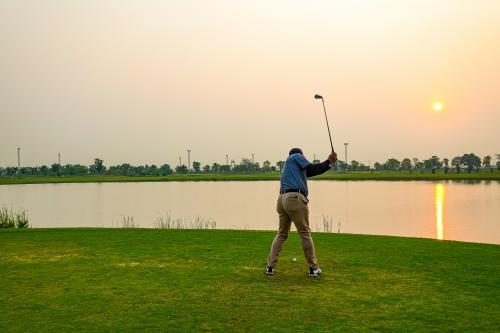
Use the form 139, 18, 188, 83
0, 206, 29, 229
117, 213, 217, 230
155, 214, 217, 230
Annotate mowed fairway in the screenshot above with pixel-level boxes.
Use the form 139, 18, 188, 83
1, 229, 499, 332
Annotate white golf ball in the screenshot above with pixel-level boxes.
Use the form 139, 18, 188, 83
292, 257, 297, 262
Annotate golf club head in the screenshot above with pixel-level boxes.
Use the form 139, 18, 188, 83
314, 94, 323, 100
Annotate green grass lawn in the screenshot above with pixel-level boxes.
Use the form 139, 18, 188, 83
1, 229, 499, 332
1, 171, 499, 185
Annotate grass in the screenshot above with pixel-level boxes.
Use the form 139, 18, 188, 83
0, 171, 499, 185
1, 229, 499, 332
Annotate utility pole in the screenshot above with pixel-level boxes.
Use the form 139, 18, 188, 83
179, 156, 182, 167
225, 154, 229, 165
187, 149, 191, 171
344, 143, 349, 166
314, 154, 316, 162
17, 147, 21, 174
251, 153, 254, 164
58, 152, 61, 165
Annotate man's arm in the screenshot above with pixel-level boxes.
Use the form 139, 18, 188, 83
305, 152, 337, 177
306, 160, 331, 177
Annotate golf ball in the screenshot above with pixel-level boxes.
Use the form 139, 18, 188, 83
292, 257, 297, 262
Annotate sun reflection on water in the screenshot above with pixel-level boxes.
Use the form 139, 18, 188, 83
435, 184, 445, 240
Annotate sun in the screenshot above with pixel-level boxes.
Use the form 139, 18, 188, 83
433, 102, 443, 112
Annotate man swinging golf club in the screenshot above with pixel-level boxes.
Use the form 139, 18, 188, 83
265, 148, 337, 276
266, 94, 337, 277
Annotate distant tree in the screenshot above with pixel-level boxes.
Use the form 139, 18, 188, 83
20, 167, 34, 176
443, 158, 449, 174
423, 158, 433, 171
336, 160, 347, 171
92, 158, 105, 175
461, 153, 481, 173
136, 165, 147, 176
50, 163, 61, 176
349, 160, 359, 171
117, 163, 132, 175
373, 162, 382, 171
160, 164, 173, 175
75, 165, 89, 175
107, 165, 120, 176
451, 156, 462, 173
237, 158, 255, 173
211, 163, 220, 173
401, 158, 412, 173
496, 154, 500, 171
276, 161, 285, 172
482, 155, 492, 172
63, 164, 88, 176
175, 165, 188, 174
262, 160, 272, 172
415, 161, 424, 173
203, 165, 211, 173
384, 158, 400, 171
412, 158, 419, 170
431, 155, 442, 173
5, 167, 17, 176
39, 165, 50, 176
192, 161, 201, 173
149, 165, 160, 176
432, 155, 442, 167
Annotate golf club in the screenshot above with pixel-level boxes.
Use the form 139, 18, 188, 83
314, 94, 334, 153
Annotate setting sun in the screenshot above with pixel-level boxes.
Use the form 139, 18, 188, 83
433, 102, 443, 112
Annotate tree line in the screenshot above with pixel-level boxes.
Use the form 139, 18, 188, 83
1, 153, 499, 177
367, 153, 499, 173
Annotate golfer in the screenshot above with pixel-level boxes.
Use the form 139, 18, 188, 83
266, 148, 337, 277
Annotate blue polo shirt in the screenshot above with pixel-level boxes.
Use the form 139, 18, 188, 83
279, 153, 312, 197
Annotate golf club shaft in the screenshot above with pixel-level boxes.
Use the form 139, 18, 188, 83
321, 98, 334, 153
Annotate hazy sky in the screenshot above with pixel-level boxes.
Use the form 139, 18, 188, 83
1, 0, 499, 167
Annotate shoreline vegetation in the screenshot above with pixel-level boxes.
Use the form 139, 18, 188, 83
0, 206, 29, 228
1, 228, 499, 331
0, 171, 499, 185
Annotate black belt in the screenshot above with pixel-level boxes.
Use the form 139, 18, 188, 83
279, 189, 301, 194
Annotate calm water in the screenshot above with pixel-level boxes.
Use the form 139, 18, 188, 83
1, 181, 499, 244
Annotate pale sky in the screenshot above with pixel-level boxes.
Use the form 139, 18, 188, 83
1, 0, 499, 167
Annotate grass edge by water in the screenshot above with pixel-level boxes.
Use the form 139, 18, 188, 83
1, 172, 499, 185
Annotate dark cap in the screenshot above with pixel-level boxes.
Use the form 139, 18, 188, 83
289, 148, 303, 155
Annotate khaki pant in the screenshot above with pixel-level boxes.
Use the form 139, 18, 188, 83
267, 192, 318, 268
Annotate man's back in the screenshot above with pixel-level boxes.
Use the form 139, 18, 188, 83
279, 153, 311, 197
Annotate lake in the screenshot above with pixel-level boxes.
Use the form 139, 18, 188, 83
1, 180, 499, 244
